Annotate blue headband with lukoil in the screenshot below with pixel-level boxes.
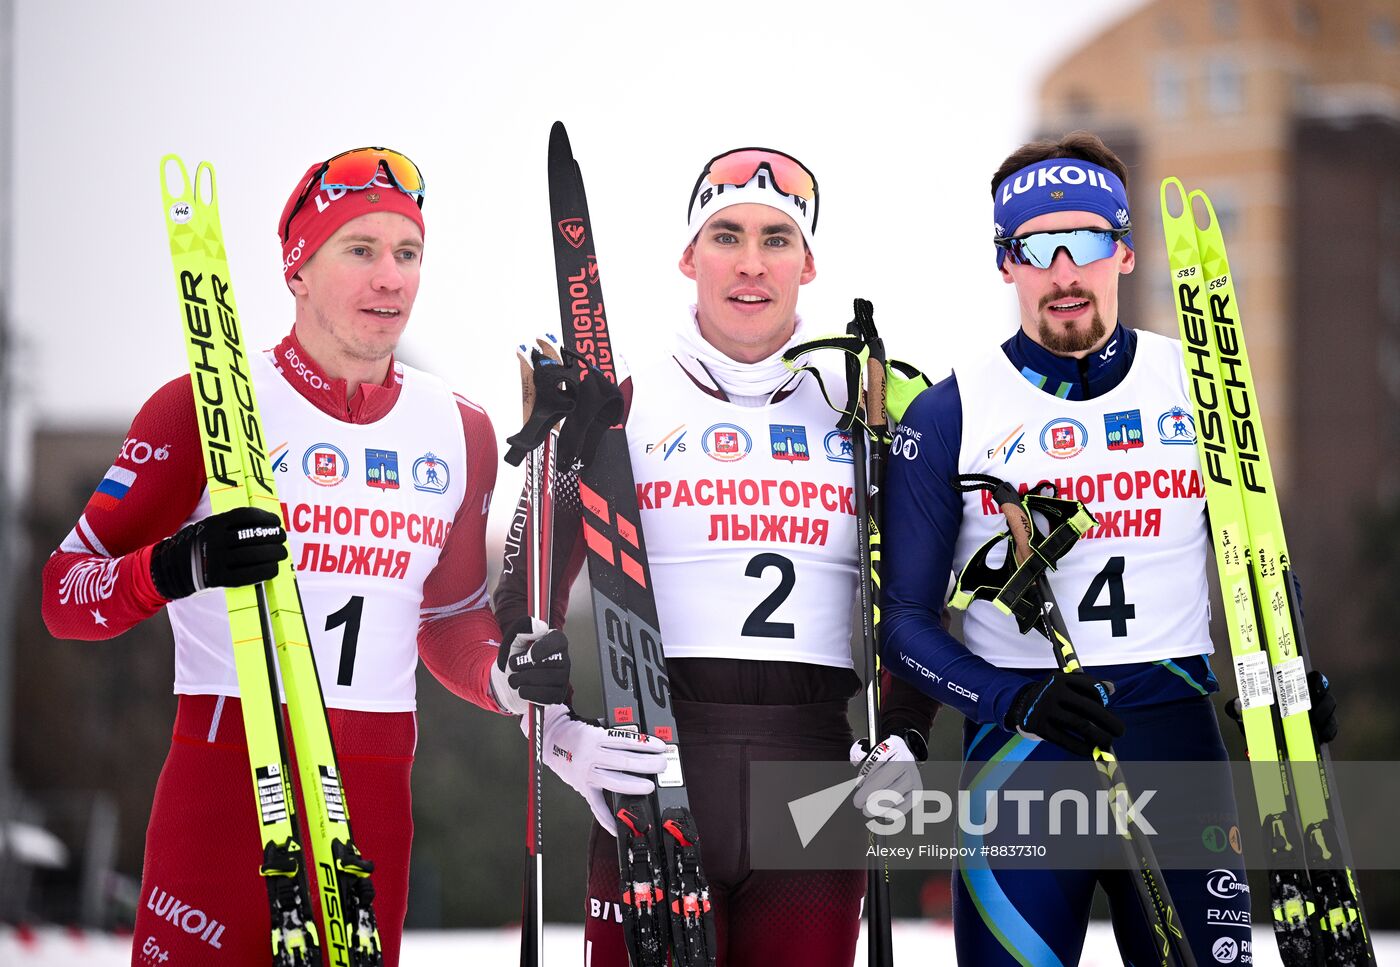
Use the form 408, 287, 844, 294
993, 158, 1132, 267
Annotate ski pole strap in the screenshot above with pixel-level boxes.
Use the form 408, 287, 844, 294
504, 346, 623, 468
783, 331, 867, 432
505, 347, 574, 466
782, 301, 932, 432
948, 474, 1095, 633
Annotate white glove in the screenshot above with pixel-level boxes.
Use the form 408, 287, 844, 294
527, 704, 669, 835
849, 734, 923, 819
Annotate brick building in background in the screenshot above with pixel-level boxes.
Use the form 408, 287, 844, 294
1032, 0, 1400, 694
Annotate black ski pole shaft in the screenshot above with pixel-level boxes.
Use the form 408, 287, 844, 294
1032, 574, 1196, 967
516, 358, 561, 966
845, 300, 893, 967
959, 473, 1195, 967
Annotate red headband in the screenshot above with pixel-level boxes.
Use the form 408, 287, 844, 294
279, 161, 426, 286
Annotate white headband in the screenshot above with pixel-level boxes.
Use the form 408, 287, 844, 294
685, 168, 816, 252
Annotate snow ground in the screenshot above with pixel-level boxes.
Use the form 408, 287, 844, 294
2, 922, 1396, 965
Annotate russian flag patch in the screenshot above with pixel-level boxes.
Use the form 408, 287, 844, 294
91, 466, 137, 511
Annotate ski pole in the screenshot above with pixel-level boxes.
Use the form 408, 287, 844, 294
955, 474, 1196, 967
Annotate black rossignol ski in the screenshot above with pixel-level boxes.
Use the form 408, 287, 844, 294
546, 121, 717, 967
1161, 179, 1374, 966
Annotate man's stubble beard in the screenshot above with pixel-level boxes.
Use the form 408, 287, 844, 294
1038, 311, 1106, 355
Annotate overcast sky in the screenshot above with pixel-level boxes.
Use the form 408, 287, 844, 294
10, 0, 1144, 533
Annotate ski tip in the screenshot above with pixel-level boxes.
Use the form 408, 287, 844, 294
194, 161, 218, 208
549, 121, 571, 155
1187, 188, 1218, 233
1159, 176, 1187, 220
160, 154, 191, 204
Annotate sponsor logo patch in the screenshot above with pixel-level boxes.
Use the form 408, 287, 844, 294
144, 885, 227, 950
769, 424, 810, 462
412, 452, 450, 493
365, 449, 400, 490
1202, 825, 1228, 853
1211, 936, 1239, 963
1207, 907, 1251, 929
702, 423, 752, 463
1039, 418, 1088, 459
1158, 405, 1198, 445
1104, 409, 1144, 451
823, 429, 854, 464
119, 438, 171, 465
1205, 868, 1251, 900
303, 444, 349, 487
892, 425, 922, 460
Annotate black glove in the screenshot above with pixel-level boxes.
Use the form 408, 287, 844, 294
491, 617, 571, 714
1005, 671, 1125, 757
1225, 669, 1337, 745
150, 507, 288, 600
555, 362, 622, 471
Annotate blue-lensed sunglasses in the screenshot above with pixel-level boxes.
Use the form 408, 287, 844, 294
994, 227, 1130, 268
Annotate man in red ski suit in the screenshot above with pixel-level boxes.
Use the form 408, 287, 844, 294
41, 147, 565, 967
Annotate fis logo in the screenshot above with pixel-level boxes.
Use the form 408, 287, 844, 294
1103, 410, 1144, 452
987, 424, 1026, 464
769, 424, 810, 462
366, 448, 400, 490
269, 443, 289, 472
644, 425, 688, 460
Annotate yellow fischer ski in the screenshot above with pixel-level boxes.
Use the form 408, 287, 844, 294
161, 156, 383, 967
1161, 178, 1373, 966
